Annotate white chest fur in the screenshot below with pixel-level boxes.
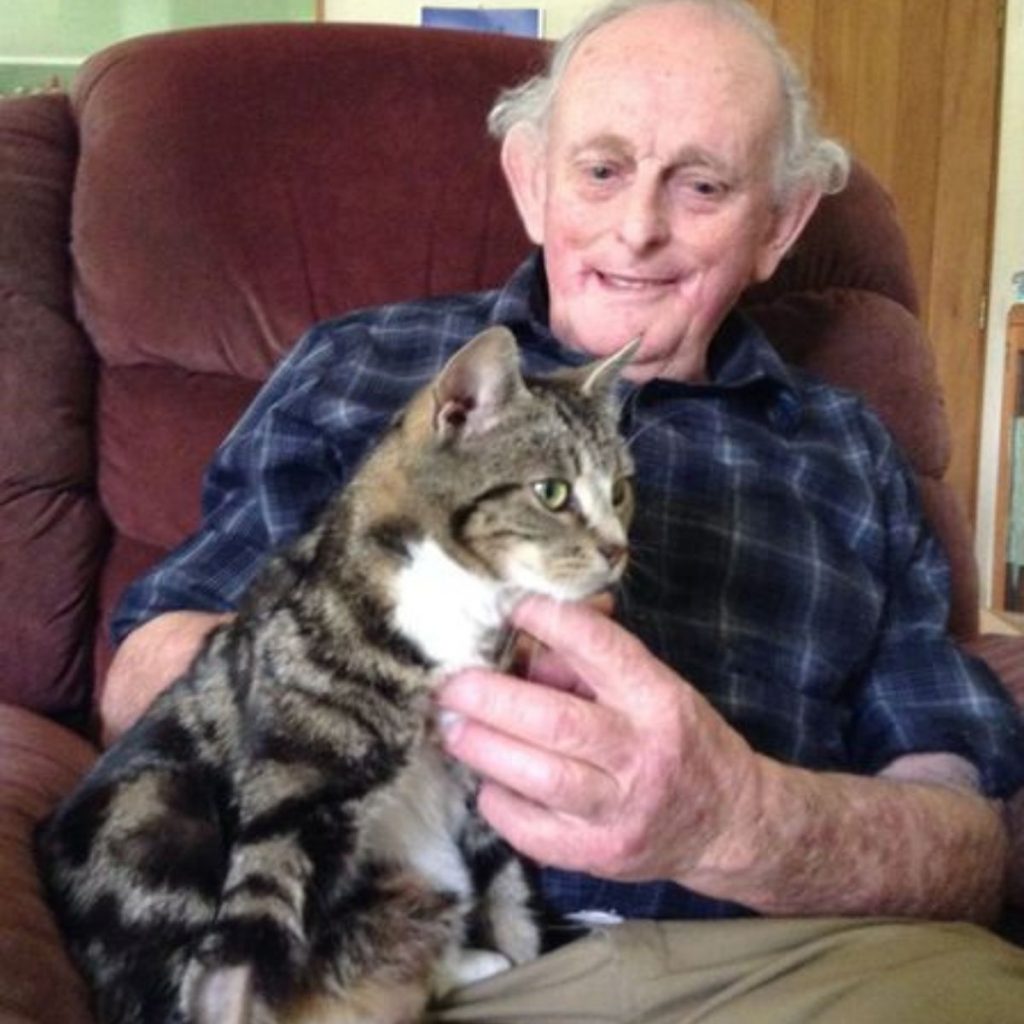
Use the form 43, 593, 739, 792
390, 538, 511, 673
370, 539, 509, 899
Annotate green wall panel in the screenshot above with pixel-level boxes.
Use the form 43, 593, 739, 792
2, 0, 313, 95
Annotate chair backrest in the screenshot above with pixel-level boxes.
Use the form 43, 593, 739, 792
0, 23, 975, 719
0, 89, 100, 717
71, 24, 547, 691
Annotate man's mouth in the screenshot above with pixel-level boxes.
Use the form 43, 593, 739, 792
595, 270, 678, 292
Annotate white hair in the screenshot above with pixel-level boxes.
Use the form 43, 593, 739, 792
487, 0, 849, 200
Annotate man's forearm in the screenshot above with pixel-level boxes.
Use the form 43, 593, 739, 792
100, 610, 234, 745
686, 758, 1008, 923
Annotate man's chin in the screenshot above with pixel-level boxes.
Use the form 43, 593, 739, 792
555, 315, 657, 361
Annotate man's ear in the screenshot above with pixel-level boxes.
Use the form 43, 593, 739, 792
500, 123, 547, 245
753, 184, 822, 283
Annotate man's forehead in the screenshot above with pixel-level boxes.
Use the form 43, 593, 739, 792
557, 4, 781, 114
549, 6, 783, 160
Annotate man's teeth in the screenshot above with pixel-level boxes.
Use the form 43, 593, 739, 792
601, 273, 671, 289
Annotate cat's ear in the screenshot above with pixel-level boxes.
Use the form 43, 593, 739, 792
577, 335, 642, 399
432, 326, 526, 442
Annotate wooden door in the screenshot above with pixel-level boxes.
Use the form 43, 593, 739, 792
750, 0, 1004, 524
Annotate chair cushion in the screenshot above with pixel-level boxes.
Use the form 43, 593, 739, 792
0, 704, 96, 1022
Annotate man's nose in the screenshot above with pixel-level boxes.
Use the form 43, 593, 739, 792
617, 179, 670, 253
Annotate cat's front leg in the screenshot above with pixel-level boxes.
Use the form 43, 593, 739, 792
480, 857, 542, 966
185, 961, 266, 1024
425, 839, 539, 1004
431, 947, 512, 1000
190, 834, 313, 995
461, 814, 542, 967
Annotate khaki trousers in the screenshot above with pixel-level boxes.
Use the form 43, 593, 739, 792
430, 919, 1024, 1023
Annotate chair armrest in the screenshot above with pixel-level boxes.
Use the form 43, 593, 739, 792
0, 703, 97, 1023
963, 633, 1024, 910
965, 632, 1024, 708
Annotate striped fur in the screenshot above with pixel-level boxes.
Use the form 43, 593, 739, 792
35, 326, 634, 1024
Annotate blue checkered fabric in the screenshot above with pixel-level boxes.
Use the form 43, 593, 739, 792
113, 253, 1024, 921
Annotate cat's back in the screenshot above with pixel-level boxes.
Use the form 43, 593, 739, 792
35, 622, 243, 911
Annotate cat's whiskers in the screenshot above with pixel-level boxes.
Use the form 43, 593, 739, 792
618, 547, 662, 592
623, 405, 685, 453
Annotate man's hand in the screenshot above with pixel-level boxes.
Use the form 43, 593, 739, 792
437, 594, 760, 883
437, 594, 1009, 922
100, 610, 233, 745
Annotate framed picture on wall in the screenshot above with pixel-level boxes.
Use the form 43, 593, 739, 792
420, 7, 543, 38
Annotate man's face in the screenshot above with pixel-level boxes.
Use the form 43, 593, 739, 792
504, 4, 818, 382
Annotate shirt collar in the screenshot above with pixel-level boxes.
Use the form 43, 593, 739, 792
703, 309, 805, 432
491, 250, 804, 432
491, 251, 582, 368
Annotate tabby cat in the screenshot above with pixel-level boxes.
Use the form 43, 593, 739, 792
35, 325, 635, 1024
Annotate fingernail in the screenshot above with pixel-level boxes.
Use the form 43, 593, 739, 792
436, 709, 465, 745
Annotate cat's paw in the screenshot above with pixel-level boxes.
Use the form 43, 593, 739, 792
431, 948, 512, 999
489, 904, 543, 965
184, 962, 255, 1024
194, 918, 307, 1005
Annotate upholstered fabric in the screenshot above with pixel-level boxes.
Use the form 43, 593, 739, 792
0, 93, 106, 717
964, 634, 1024, 910
71, 25, 538, 381
0, 705, 95, 1023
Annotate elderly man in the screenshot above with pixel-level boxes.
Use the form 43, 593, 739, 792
106, 0, 1024, 1019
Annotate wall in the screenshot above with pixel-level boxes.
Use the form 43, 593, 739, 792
0, 0, 313, 92
323, 0, 593, 37
978, 0, 1024, 605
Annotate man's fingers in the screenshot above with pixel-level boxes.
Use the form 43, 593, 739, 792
517, 646, 596, 698
475, 783, 592, 870
509, 589, 612, 685
510, 595, 653, 705
439, 711, 618, 818
438, 669, 621, 764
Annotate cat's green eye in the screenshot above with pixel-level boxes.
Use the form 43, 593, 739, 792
612, 477, 632, 507
533, 478, 572, 512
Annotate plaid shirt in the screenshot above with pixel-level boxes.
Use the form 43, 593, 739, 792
114, 253, 1024, 922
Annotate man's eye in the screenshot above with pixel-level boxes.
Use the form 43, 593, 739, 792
583, 162, 617, 183
686, 178, 727, 199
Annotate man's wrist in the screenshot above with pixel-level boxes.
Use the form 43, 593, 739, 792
683, 749, 777, 892
677, 751, 1008, 921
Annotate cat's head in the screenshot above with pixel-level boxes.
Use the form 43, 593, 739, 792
389, 325, 635, 602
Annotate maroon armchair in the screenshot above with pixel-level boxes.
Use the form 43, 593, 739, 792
1, 23, 1021, 1022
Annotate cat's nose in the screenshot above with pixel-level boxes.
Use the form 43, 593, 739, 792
599, 542, 628, 571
